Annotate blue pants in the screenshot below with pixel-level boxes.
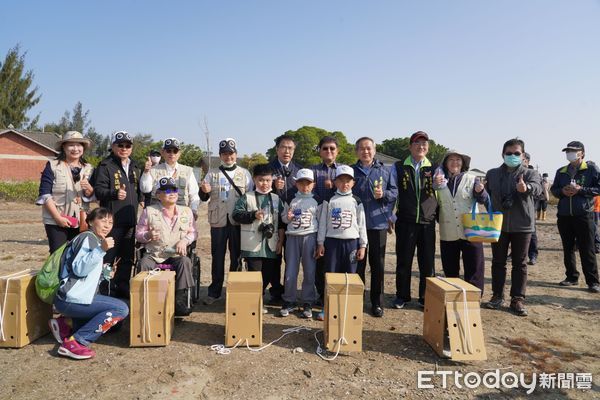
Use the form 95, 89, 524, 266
54, 294, 129, 346
283, 233, 317, 305
323, 237, 359, 274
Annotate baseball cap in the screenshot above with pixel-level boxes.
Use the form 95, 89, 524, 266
562, 141, 585, 152
219, 138, 237, 154
111, 131, 132, 145
410, 131, 429, 143
294, 168, 314, 182
157, 177, 178, 191
163, 138, 181, 150
335, 165, 354, 179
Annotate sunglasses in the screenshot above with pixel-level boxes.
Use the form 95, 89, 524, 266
165, 148, 179, 154
163, 188, 179, 194
117, 143, 132, 149
71, 167, 81, 183
504, 151, 522, 156
321, 146, 337, 151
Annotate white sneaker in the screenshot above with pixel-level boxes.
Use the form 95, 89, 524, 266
262, 306, 268, 314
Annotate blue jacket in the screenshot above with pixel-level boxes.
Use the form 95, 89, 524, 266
352, 159, 398, 230
57, 231, 106, 305
550, 160, 600, 217
269, 159, 302, 205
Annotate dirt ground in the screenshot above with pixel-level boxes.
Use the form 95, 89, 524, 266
0, 201, 598, 399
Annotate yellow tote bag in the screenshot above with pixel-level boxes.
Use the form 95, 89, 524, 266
462, 200, 503, 243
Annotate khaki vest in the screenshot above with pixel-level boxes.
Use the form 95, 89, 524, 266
240, 191, 280, 253
42, 161, 94, 226
144, 204, 194, 262
149, 163, 193, 206
437, 172, 478, 241
205, 166, 249, 227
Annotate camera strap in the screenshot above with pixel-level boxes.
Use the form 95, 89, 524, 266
219, 165, 243, 197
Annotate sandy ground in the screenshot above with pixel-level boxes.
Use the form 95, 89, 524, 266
0, 201, 598, 399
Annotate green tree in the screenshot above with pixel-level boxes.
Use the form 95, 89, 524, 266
266, 126, 356, 167
0, 45, 41, 129
239, 152, 268, 171
377, 137, 449, 165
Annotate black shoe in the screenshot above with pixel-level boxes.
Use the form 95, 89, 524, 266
371, 306, 384, 317
417, 298, 425, 309
589, 284, 600, 293
175, 289, 192, 316
527, 258, 536, 265
559, 280, 579, 286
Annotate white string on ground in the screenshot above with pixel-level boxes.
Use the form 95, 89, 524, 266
436, 276, 473, 355
141, 268, 161, 343
315, 272, 350, 361
0, 269, 34, 342
245, 326, 312, 352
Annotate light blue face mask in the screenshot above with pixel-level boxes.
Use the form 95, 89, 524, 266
504, 155, 522, 168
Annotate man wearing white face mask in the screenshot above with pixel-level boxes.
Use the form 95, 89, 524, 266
550, 141, 600, 293
484, 138, 542, 316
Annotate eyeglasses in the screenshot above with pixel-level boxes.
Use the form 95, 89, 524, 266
71, 167, 81, 183
165, 148, 179, 154
117, 143, 132, 149
321, 146, 337, 151
163, 188, 179, 194
504, 151, 522, 156
412, 141, 428, 147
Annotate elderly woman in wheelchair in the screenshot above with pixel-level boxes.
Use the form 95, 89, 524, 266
135, 177, 197, 316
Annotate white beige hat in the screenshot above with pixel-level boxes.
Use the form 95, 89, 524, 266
55, 131, 92, 151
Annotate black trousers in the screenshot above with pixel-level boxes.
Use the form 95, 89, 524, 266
357, 229, 387, 307
45, 224, 79, 254
246, 257, 279, 293
208, 221, 241, 298
491, 231, 531, 299
315, 257, 326, 300
395, 221, 436, 302
103, 225, 135, 294
528, 229, 538, 260
557, 214, 599, 286
440, 239, 485, 294
265, 238, 285, 299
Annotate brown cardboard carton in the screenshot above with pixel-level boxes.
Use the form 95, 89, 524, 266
324, 272, 364, 352
0, 269, 52, 348
225, 271, 262, 347
423, 277, 486, 360
130, 271, 175, 347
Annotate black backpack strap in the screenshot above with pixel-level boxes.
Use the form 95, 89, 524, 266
352, 195, 362, 206
219, 166, 243, 197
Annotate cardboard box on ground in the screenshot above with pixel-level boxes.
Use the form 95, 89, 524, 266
130, 270, 175, 347
423, 277, 487, 361
324, 273, 364, 352
225, 271, 262, 347
0, 270, 52, 348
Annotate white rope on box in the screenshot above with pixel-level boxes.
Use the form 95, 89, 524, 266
436, 276, 474, 355
141, 268, 162, 344
0, 269, 35, 342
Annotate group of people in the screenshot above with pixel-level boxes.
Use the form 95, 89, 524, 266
36, 129, 600, 360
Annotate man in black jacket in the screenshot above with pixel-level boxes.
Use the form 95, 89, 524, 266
267, 135, 302, 302
550, 141, 600, 293
393, 131, 438, 309
91, 131, 142, 298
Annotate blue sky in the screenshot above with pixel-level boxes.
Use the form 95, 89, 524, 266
2, 0, 600, 173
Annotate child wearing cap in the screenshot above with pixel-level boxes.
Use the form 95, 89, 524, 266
232, 164, 285, 313
140, 138, 200, 218
317, 165, 368, 274
135, 177, 197, 316
279, 168, 322, 318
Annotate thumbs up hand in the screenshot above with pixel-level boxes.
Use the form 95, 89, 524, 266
118, 183, 127, 200
144, 156, 152, 172
433, 167, 447, 189
474, 177, 484, 193
516, 174, 527, 193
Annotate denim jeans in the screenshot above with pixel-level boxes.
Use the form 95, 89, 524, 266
54, 294, 129, 346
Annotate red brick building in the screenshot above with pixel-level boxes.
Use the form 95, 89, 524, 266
0, 128, 60, 182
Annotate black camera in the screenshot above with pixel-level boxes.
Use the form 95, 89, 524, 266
258, 223, 275, 239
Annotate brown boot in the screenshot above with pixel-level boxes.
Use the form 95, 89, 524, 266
536, 210, 541, 220
541, 211, 547, 221
510, 297, 528, 317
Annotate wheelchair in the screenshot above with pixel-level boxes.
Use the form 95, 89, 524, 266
133, 241, 201, 304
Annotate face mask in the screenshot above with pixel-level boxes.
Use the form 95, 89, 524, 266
150, 156, 161, 165
221, 161, 235, 168
255, 188, 272, 195
503, 155, 522, 168
566, 152, 579, 162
